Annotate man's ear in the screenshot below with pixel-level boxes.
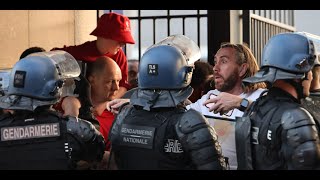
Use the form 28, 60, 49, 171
87, 75, 94, 84
239, 63, 248, 77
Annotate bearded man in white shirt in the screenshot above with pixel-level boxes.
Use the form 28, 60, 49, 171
107, 43, 266, 170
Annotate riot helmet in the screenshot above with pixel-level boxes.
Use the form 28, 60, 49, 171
243, 32, 317, 84
0, 50, 80, 111
130, 35, 201, 110
138, 34, 201, 89
295, 31, 320, 67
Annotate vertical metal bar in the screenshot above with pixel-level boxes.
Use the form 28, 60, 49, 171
138, 10, 141, 61
182, 17, 185, 35
254, 19, 258, 63
167, 10, 170, 36
153, 18, 156, 44
207, 10, 230, 66
259, 21, 262, 65
279, 10, 282, 23
251, 18, 254, 53
284, 10, 287, 25
242, 10, 250, 47
197, 10, 200, 48
291, 10, 294, 26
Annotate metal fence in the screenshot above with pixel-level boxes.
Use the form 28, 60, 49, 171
243, 10, 295, 65
102, 10, 296, 66
103, 10, 209, 61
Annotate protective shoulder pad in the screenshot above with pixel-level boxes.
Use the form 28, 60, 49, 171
109, 104, 134, 142
176, 108, 208, 134
66, 116, 98, 142
282, 107, 316, 130
175, 108, 226, 170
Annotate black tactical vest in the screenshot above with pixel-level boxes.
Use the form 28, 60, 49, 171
0, 111, 69, 170
110, 105, 194, 170
236, 90, 300, 170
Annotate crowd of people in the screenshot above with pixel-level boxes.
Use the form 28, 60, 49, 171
0, 12, 320, 170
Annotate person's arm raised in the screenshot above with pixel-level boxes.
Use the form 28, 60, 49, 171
62, 96, 81, 117
106, 98, 130, 114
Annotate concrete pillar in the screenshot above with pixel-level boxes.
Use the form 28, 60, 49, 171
74, 10, 97, 45
230, 10, 242, 44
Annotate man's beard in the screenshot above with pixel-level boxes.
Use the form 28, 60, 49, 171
215, 71, 238, 92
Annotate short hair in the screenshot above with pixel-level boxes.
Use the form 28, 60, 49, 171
86, 57, 108, 79
20, 46, 46, 60
190, 61, 214, 87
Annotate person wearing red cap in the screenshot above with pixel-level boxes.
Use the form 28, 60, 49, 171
52, 12, 135, 99
51, 13, 135, 151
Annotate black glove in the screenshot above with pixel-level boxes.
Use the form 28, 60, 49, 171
74, 74, 100, 129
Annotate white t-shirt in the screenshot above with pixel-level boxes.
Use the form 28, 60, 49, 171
186, 88, 266, 170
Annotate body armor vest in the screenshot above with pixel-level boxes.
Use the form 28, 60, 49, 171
236, 91, 299, 170
110, 105, 194, 170
237, 87, 320, 170
0, 110, 69, 170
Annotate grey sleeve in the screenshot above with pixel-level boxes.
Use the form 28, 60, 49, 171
175, 109, 227, 170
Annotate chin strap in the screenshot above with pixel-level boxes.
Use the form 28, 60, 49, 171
284, 79, 304, 103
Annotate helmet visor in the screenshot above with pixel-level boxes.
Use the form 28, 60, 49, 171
28, 50, 81, 79
295, 32, 320, 66
146, 34, 201, 65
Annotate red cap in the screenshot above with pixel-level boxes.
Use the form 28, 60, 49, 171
90, 12, 135, 44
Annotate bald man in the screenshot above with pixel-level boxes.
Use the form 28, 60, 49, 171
58, 56, 121, 149
85, 56, 122, 151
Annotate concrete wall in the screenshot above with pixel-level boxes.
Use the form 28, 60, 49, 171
0, 10, 96, 69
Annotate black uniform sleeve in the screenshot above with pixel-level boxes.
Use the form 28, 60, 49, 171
175, 109, 227, 170
281, 107, 320, 170
66, 116, 105, 162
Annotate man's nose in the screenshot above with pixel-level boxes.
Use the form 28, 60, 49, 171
213, 64, 219, 72
112, 83, 120, 91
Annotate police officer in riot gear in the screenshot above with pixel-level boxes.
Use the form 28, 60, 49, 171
0, 51, 105, 170
302, 54, 320, 118
298, 32, 320, 119
236, 32, 320, 170
109, 35, 226, 170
